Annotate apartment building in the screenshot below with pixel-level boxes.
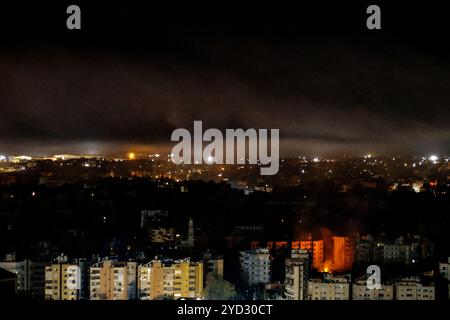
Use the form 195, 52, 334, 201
308, 274, 350, 300
240, 248, 270, 286
332, 236, 354, 271
352, 277, 393, 300
45, 259, 89, 300
284, 249, 310, 300
0, 254, 46, 298
89, 260, 137, 300
299, 240, 324, 270
395, 277, 435, 300
138, 258, 203, 300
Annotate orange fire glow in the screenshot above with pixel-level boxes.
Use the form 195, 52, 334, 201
319, 260, 333, 273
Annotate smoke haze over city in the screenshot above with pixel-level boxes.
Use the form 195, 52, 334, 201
1, 4, 449, 157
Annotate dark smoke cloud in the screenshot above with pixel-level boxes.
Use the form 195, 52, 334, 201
1, 36, 449, 156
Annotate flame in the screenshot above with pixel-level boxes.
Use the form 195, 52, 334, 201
319, 260, 333, 273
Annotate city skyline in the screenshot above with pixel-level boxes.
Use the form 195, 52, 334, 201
1, 2, 450, 305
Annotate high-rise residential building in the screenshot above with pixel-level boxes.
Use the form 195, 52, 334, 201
89, 260, 137, 300
138, 260, 165, 300
380, 244, 401, 263
284, 249, 310, 300
372, 236, 424, 265
138, 258, 203, 300
355, 234, 431, 266
354, 234, 374, 264
300, 240, 323, 270
240, 248, 271, 286
308, 274, 350, 300
0, 254, 46, 298
45, 256, 89, 300
394, 277, 435, 300
352, 277, 393, 300
45, 258, 89, 300
332, 236, 354, 271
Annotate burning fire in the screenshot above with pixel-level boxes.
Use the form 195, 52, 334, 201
319, 261, 332, 273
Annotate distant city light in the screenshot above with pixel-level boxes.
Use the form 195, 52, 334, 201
128, 153, 135, 160
9, 155, 32, 163
313, 157, 320, 162
429, 155, 438, 162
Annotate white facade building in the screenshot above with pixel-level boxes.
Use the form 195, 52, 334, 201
395, 277, 435, 300
240, 248, 270, 286
308, 274, 350, 300
352, 277, 393, 300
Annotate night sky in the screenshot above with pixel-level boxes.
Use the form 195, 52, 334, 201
1, 2, 449, 156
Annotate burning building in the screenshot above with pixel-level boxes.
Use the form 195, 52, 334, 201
332, 236, 354, 271
299, 240, 324, 270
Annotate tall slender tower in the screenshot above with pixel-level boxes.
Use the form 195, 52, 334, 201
187, 217, 194, 248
